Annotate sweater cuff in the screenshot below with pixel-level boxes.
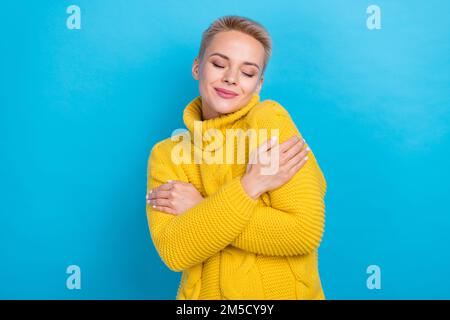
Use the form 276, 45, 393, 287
222, 176, 259, 218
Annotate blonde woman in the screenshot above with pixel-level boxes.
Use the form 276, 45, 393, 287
146, 15, 327, 300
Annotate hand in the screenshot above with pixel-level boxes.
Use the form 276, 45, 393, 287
146, 180, 204, 216
240, 134, 310, 200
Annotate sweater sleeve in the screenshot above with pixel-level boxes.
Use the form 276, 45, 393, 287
146, 141, 259, 272
230, 101, 327, 256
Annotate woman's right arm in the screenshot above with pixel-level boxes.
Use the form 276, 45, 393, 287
146, 142, 259, 272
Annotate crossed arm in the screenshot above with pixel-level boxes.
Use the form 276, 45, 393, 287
146, 107, 327, 271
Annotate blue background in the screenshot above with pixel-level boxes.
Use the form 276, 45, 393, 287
1, 0, 449, 299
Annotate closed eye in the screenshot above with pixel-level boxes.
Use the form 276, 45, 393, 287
212, 62, 255, 78
212, 62, 224, 68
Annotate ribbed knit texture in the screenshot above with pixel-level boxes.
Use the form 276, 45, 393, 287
146, 93, 327, 300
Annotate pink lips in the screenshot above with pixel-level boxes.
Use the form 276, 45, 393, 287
214, 87, 238, 99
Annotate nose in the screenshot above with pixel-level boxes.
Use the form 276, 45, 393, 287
223, 68, 238, 85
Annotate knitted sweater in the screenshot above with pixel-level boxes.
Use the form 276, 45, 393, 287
146, 93, 327, 300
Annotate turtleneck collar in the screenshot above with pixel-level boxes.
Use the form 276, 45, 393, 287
183, 93, 260, 138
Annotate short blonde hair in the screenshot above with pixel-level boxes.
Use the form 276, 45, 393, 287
198, 15, 272, 76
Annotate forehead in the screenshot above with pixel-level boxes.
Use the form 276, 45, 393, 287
205, 31, 265, 65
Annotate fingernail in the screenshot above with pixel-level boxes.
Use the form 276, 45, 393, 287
149, 190, 153, 194
152, 205, 156, 208
305, 156, 309, 160
271, 136, 277, 142
168, 180, 172, 183
306, 147, 310, 151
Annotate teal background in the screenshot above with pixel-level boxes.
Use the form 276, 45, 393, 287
1, 1, 449, 299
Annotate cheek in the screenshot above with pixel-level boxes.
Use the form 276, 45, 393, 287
201, 65, 222, 80
240, 77, 259, 92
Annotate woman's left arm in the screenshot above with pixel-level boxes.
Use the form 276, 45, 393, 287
229, 102, 327, 256
231, 148, 327, 256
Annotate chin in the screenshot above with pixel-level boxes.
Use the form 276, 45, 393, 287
211, 98, 241, 114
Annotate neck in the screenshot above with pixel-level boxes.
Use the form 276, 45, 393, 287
201, 103, 221, 121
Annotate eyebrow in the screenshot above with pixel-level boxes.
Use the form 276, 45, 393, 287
208, 52, 260, 70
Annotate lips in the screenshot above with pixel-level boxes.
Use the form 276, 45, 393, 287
214, 87, 238, 99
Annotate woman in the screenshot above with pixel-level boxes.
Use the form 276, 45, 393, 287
146, 15, 327, 300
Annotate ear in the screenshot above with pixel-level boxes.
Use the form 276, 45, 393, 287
254, 74, 264, 95
192, 57, 200, 80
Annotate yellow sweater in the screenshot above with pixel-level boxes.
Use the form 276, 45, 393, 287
146, 93, 327, 300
